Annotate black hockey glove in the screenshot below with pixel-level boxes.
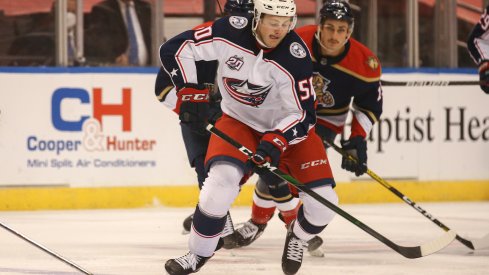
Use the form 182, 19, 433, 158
340, 136, 367, 177
479, 62, 489, 94
315, 123, 338, 148
249, 132, 287, 176
175, 83, 210, 135
208, 101, 222, 124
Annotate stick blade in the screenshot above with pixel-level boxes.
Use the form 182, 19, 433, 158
419, 230, 456, 257
397, 230, 456, 259
471, 233, 489, 250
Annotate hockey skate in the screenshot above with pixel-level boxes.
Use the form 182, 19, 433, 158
182, 214, 193, 234
221, 212, 239, 249
165, 252, 210, 275
307, 235, 324, 257
232, 219, 267, 247
282, 224, 307, 275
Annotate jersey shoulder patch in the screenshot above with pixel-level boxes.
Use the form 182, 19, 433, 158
335, 38, 381, 82
229, 16, 249, 29
290, 42, 307, 58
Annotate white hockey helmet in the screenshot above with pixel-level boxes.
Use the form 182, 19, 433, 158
254, 0, 296, 17
253, 0, 297, 32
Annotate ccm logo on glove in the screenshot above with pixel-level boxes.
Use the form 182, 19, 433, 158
180, 93, 209, 102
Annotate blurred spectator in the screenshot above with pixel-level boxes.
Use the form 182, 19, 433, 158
84, 0, 152, 66
7, 0, 82, 66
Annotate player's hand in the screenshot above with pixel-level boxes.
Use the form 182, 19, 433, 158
175, 83, 210, 135
249, 132, 287, 175
479, 62, 489, 94
315, 124, 338, 148
340, 136, 367, 177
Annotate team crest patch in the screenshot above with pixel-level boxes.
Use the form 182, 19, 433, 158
312, 73, 334, 107
366, 56, 379, 70
223, 77, 271, 107
290, 42, 307, 58
229, 16, 248, 29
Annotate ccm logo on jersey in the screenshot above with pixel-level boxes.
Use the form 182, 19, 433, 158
181, 93, 209, 102
300, 159, 328, 169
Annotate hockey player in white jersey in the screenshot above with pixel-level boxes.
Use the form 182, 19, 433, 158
160, 0, 339, 274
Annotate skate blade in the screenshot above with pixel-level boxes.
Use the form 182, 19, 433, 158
308, 248, 324, 257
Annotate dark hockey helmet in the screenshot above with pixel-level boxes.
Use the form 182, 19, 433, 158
319, 0, 354, 27
224, 0, 254, 15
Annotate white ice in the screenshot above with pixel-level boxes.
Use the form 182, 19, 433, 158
0, 202, 488, 275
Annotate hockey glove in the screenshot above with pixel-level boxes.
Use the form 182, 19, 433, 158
478, 62, 489, 94
175, 83, 210, 135
249, 132, 288, 177
340, 136, 367, 177
315, 124, 338, 148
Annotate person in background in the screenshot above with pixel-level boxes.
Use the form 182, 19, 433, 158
159, 0, 339, 274
84, 0, 151, 66
231, 0, 383, 257
467, 4, 489, 94
8, 0, 82, 66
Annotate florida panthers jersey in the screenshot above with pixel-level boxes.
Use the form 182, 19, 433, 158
296, 25, 382, 138
468, 5, 489, 65
159, 15, 316, 145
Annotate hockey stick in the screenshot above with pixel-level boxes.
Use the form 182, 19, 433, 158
323, 139, 489, 250
0, 221, 93, 275
380, 79, 483, 87
206, 123, 456, 258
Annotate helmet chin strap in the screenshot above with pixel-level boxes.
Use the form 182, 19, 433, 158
252, 16, 272, 49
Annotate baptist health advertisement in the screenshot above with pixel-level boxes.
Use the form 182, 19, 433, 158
0, 69, 488, 189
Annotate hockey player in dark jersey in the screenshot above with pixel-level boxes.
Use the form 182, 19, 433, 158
467, 4, 489, 94
230, 0, 383, 256
154, 0, 254, 249
159, 0, 339, 274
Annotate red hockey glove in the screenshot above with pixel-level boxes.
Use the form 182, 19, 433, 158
251, 131, 288, 170
174, 84, 210, 135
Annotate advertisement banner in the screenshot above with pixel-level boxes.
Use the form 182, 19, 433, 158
0, 71, 196, 187
0, 70, 487, 187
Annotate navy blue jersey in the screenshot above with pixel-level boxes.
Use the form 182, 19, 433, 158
159, 15, 316, 145
296, 25, 383, 138
467, 5, 489, 65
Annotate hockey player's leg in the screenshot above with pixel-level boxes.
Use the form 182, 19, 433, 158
282, 185, 337, 275
165, 161, 242, 274
232, 178, 276, 247
180, 124, 210, 234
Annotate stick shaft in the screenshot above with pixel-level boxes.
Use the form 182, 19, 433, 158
0, 221, 93, 275
206, 124, 455, 258
324, 140, 476, 250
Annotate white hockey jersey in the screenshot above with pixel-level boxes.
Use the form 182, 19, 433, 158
159, 15, 316, 145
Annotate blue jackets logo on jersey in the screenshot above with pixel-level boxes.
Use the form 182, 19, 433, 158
229, 16, 248, 29
223, 78, 272, 107
290, 42, 307, 58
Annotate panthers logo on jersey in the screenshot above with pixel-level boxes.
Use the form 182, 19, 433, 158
312, 73, 334, 107
223, 77, 271, 107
